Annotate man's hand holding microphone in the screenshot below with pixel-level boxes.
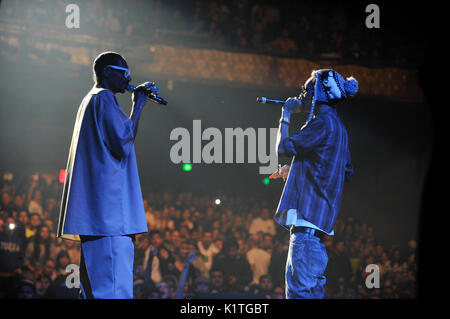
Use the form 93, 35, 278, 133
270, 93, 309, 182
131, 81, 159, 109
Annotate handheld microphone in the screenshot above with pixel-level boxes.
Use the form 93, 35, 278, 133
127, 84, 168, 105
257, 87, 307, 106
256, 97, 285, 105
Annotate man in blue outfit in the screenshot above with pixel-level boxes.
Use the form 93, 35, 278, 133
270, 69, 358, 299
57, 51, 157, 299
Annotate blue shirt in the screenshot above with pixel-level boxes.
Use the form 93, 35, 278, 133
275, 103, 353, 234
0, 231, 24, 272
57, 87, 148, 241
284, 209, 334, 235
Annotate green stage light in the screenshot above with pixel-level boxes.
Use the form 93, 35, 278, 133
182, 163, 192, 171
263, 177, 270, 185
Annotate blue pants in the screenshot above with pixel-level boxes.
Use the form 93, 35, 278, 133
285, 230, 328, 299
80, 235, 135, 299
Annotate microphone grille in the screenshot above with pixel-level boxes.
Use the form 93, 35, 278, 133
256, 97, 266, 103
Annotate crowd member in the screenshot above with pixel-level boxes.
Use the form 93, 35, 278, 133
254, 274, 275, 298
15, 210, 28, 246
136, 232, 164, 285
188, 276, 211, 298
268, 236, 288, 287
180, 209, 195, 231
157, 244, 176, 281
37, 258, 57, 282
211, 238, 252, 293
24, 225, 58, 273
209, 268, 226, 294
325, 239, 354, 295
60, 239, 80, 267
153, 279, 173, 299
134, 234, 151, 275
54, 251, 71, 278
0, 171, 417, 298
45, 274, 80, 299
27, 189, 43, 217
246, 235, 271, 286
14, 279, 36, 299
0, 192, 14, 216
171, 242, 200, 296
248, 208, 276, 236
34, 275, 50, 298
196, 231, 220, 275
26, 213, 42, 241
0, 217, 24, 298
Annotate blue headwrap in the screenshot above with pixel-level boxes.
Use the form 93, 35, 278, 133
305, 69, 358, 123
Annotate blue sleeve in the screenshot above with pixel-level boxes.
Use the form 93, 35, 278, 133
97, 92, 134, 159
279, 118, 327, 157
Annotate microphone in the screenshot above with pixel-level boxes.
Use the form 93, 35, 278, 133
127, 84, 168, 105
256, 97, 285, 105
257, 87, 307, 106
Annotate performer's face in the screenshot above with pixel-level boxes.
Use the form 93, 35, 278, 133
320, 71, 342, 100
300, 75, 315, 112
104, 59, 131, 93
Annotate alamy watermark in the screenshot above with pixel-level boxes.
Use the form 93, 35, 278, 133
169, 120, 278, 174
65, 264, 80, 288
65, 4, 80, 29
65, 4, 380, 30
365, 4, 380, 29
365, 264, 380, 289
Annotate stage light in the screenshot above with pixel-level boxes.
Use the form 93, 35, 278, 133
59, 169, 66, 183
215, 198, 221, 205
263, 177, 270, 185
182, 163, 192, 172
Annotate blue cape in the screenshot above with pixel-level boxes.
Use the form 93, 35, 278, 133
57, 87, 148, 241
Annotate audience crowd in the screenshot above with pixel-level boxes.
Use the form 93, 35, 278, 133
0, 171, 417, 299
2, 0, 424, 68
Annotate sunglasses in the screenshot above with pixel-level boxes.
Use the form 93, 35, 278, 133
106, 65, 130, 79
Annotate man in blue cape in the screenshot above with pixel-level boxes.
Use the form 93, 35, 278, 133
57, 51, 156, 299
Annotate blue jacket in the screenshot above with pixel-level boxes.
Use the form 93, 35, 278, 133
57, 87, 148, 241
0, 231, 24, 272
275, 103, 353, 234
